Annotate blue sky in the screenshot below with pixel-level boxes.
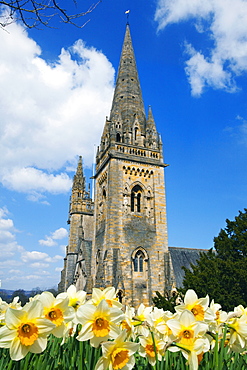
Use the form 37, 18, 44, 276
0, 0, 247, 291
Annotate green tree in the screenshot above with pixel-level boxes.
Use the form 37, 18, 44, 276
11, 289, 29, 306
153, 289, 183, 313
182, 208, 247, 312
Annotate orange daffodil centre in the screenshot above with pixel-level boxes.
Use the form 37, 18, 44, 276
0, 300, 55, 361
95, 330, 139, 370
76, 299, 125, 347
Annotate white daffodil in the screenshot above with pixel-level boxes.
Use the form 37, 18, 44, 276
208, 300, 227, 333
167, 310, 208, 346
120, 305, 136, 339
38, 291, 75, 338
76, 299, 124, 347
175, 289, 215, 322
95, 330, 139, 370
87, 287, 122, 308
57, 285, 86, 327
9, 296, 22, 310
139, 331, 165, 366
0, 298, 10, 326
227, 313, 247, 351
169, 337, 210, 370
146, 306, 175, 340
132, 303, 152, 337
57, 284, 87, 311
0, 300, 55, 361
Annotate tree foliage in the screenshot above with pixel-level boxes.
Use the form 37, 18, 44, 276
0, 0, 101, 29
182, 208, 247, 311
153, 290, 183, 313
11, 289, 29, 305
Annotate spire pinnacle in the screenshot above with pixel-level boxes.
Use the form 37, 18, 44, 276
109, 24, 145, 130
72, 156, 85, 194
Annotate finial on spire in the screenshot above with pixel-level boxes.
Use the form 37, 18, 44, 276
125, 9, 130, 24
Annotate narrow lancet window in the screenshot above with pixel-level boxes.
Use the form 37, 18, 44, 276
133, 250, 145, 272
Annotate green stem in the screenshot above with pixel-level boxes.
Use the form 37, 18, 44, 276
150, 330, 160, 370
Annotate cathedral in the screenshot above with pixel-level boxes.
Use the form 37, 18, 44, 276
58, 24, 204, 306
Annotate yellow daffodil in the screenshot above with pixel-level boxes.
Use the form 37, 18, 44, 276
95, 330, 139, 370
139, 331, 165, 366
175, 289, 215, 322
76, 299, 124, 347
38, 291, 75, 338
87, 287, 122, 308
0, 300, 55, 360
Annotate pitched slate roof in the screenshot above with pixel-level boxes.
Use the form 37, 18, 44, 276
168, 246, 209, 288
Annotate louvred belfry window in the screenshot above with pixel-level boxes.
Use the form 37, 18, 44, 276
131, 185, 142, 212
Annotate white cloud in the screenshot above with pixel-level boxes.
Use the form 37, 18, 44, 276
39, 237, 57, 247
21, 251, 52, 262
2, 168, 72, 194
52, 228, 68, 240
39, 227, 68, 246
0, 14, 114, 197
21, 250, 63, 264
30, 263, 49, 268
155, 0, 247, 95
0, 207, 24, 258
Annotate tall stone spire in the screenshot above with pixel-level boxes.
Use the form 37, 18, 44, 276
109, 24, 146, 132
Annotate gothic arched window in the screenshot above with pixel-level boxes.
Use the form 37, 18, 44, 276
133, 250, 145, 272
131, 185, 142, 212
116, 133, 121, 142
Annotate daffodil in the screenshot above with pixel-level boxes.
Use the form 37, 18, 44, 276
208, 300, 227, 334
95, 330, 139, 370
146, 306, 175, 340
57, 284, 87, 311
120, 305, 136, 339
76, 299, 124, 347
175, 289, 214, 322
227, 313, 247, 351
0, 298, 10, 326
139, 331, 165, 366
9, 296, 22, 310
87, 287, 122, 308
169, 337, 210, 370
38, 291, 75, 338
0, 300, 55, 360
167, 310, 208, 346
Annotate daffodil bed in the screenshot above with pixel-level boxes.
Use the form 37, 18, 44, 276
0, 287, 247, 370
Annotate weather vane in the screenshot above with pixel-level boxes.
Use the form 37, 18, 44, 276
125, 9, 130, 23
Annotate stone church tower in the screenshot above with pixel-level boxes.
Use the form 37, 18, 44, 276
59, 24, 172, 307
